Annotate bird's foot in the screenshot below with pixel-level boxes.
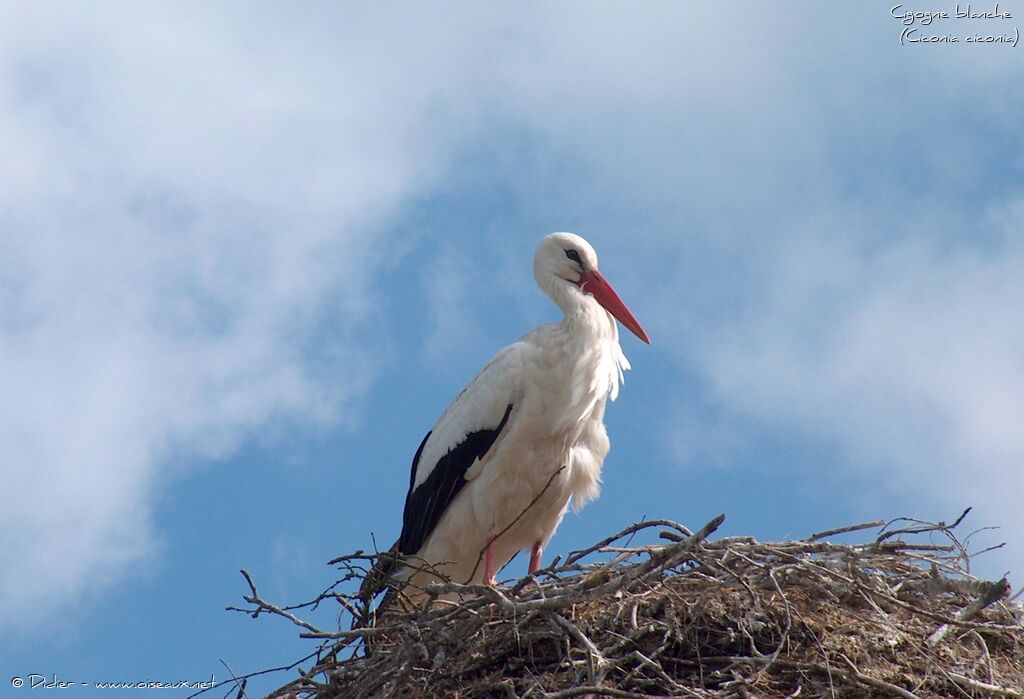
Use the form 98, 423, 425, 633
484, 529, 496, 585
528, 540, 543, 575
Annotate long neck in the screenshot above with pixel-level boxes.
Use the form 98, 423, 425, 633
547, 276, 629, 403
549, 282, 619, 344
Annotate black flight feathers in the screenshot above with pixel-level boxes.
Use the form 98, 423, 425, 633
398, 403, 514, 556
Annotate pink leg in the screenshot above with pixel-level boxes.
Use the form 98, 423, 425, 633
484, 532, 497, 585
528, 540, 543, 575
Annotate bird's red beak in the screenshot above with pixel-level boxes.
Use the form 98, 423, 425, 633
578, 269, 651, 344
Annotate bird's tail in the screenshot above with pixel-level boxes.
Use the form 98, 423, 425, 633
355, 540, 403, 630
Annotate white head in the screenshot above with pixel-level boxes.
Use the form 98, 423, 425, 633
533, 232, 650, 344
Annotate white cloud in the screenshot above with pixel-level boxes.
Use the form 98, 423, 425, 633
421, 246, 480, 364
687, 204, 1024, 574
0, 3, 499, 632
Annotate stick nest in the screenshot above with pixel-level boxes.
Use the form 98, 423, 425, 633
232, 512, 1023, 698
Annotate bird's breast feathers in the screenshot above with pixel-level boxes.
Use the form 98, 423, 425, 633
411, 328, 624, 497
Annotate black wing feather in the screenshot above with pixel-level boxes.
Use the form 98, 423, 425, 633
398, 403, 514, 556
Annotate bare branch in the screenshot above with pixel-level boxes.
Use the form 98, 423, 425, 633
223, 510, 1021, 698
806, 519, 885, 542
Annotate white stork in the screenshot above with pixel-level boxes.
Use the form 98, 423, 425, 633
390, 232, 649, 598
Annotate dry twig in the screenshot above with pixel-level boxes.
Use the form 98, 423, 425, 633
218, 511, 1022, 698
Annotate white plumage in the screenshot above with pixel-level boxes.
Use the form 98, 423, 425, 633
393, 232, 649, 596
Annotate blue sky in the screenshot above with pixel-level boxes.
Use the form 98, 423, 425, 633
2, 2, 1023, 696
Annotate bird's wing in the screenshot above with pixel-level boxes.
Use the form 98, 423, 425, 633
397, 343, 526, 556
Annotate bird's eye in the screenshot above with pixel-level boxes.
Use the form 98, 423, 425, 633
565, 249, 582, 265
